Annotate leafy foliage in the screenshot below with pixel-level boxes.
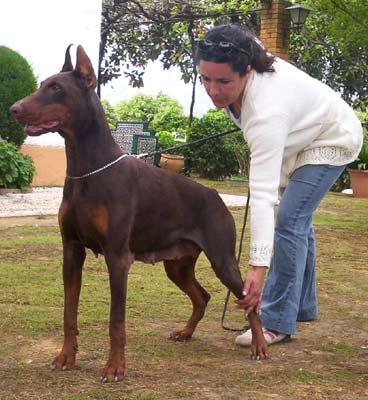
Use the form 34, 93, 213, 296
0, 46, 37, 146
290, 0, 368, 109
100, 0, 256, 86
99, 0, 257, 119
114, 93, 189, 133
100, 0, 368, 116
101, 99, 118, 128
0, 140, 35, 190
156, 131, 176, 150
184, 109, 249, 180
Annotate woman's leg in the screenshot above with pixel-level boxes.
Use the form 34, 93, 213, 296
260, 164, 345, 335
297, 224, 318, 321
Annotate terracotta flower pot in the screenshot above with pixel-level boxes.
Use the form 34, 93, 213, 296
348, 169, 368, 198
159, 153, 185, 174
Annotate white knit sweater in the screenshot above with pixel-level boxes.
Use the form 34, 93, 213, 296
226, 58, 363, 267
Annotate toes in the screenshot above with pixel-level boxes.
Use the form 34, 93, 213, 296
51, 354, 66, 370
250, 345, 269, 361
100, 372, 124, 383
51, 353, 76, 371
101, 363, 125, 383
169, 330, 192, 341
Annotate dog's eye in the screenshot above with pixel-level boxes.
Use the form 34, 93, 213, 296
50, 83, 62, 92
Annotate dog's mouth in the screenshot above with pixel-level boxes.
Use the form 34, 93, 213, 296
25, 120, 61, 136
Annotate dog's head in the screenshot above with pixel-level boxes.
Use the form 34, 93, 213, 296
10, 45, 97, 138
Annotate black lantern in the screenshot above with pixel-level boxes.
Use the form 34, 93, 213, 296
285, 4, 312, 33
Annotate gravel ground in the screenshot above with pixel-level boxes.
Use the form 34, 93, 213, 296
0, 187, 247, 217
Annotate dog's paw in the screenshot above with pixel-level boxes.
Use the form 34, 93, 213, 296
101, 358, 125, 383
169, 328, 193, 342
50, 351, 76, 371
250, 340, 269, 361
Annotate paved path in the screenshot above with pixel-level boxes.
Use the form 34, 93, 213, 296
0, 187, 248, 217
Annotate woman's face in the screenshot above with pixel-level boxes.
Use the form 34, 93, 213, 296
199, 60, 248, 109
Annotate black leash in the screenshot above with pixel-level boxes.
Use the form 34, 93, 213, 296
137, 127, 239, 159
139, 127, 250, 332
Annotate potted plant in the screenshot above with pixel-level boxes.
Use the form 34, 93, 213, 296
348, 130, 368, 198
157, 131, 185, 174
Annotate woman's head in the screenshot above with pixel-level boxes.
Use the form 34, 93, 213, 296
196, 24, 275, 75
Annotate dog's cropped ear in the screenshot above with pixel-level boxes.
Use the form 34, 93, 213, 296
75, 45, 97, 91
61, 44, 74, 72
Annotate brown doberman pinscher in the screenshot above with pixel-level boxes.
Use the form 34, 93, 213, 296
10, 45, 267, 383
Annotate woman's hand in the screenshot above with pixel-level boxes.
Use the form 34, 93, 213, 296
235, 266, 267, 314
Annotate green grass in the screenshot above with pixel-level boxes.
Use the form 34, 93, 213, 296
0, 183, 367, 400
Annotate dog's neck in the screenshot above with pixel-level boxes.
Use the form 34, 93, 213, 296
63, 94, 122, 178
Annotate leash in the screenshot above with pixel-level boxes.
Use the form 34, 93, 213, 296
136, 127, 239, 159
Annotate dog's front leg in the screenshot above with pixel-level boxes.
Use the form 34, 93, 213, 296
101, 252, 131, 383
52, 240, 86, 371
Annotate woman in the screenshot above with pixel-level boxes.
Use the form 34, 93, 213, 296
196, 24, 363, 346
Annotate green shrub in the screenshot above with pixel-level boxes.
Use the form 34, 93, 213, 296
0, 46, 37, 146
0, 140, 35, 191
102, 99, 118, 128
156, 131, 176, 150
184, 109, 248, 180
114, 93, 189, 133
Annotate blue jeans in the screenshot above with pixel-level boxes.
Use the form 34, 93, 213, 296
260, 164, 346, 335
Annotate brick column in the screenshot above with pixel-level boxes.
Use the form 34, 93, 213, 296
259, 0, 291, 60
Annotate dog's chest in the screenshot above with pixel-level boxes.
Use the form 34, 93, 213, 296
60, 197, 110, 251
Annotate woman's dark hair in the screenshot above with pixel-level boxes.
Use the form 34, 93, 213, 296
196, 24, 275, 75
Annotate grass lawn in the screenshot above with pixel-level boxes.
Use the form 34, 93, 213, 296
0, 179, 367, 400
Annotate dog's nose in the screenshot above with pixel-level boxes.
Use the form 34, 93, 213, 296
10, 102, 23, 117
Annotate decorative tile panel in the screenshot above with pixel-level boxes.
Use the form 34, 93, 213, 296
111, 121, 157, 165
133, 134, 158, 166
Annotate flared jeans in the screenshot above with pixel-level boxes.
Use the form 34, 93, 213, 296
260, 164, 346, 335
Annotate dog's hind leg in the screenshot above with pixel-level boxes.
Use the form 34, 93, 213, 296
200, 204, 268, 358
208, 252, 268, 358
164, 256, 210, 341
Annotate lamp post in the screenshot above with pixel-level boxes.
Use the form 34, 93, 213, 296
285, 4, 312, 33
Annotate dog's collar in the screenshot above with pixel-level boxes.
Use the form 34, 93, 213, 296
66, 154, 130, 180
